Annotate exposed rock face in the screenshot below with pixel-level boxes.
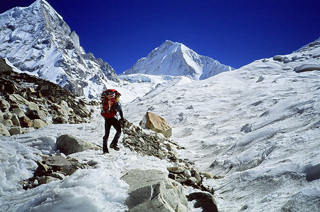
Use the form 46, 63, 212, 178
140, 111, 172, 138
0, 58, 92, 136
121, 169, 188, 212
56, 134, 101, 155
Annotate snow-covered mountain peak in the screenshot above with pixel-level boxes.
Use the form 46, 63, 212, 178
0, 0, 119, 99
122, 40, 233, 80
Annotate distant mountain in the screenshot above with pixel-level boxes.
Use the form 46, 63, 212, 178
0, 0, 118, 98
122, 40, 233, 80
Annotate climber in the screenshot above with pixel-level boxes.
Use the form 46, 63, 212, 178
100, 88, 124, 153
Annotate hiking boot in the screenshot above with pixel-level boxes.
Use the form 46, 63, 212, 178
110, 143, 119, 151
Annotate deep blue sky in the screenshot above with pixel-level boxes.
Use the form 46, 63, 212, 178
2, 0, 320, 74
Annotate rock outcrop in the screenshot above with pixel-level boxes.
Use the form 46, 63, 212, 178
121, 169, 188, 212
0, 58, 92, 136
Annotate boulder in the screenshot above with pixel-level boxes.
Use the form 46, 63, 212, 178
52, 115, 68, 124
12, 107, 25, 118
11, 114, 20, 126
56, 134, 101, 155
19, 116, 33, 128
0, 98, 10, 112
188, 192, 218, 212
0, 123, 10, 136
3, 111, 12, 120
9, 126, 23, 135
140, 112, 172, 138
2, 119, 13, 127
121, 169, 188, 212
45, 156, 76, 175
8, 94, 30, 106
33, 119, 47, 129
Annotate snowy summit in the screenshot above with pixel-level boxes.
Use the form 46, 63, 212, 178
122, 40, 233, 80
0, 0, 118, 99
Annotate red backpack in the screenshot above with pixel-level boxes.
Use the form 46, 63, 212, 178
101, 89, 121, 118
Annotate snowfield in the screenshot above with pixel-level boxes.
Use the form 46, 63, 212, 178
1, 45, 320, 211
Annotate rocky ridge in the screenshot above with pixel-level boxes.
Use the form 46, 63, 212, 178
0, 58, 92, 136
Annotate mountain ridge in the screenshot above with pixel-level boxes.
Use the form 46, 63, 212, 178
0, 0, 118, 99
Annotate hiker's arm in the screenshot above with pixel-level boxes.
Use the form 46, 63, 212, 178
116, 102, 124, 120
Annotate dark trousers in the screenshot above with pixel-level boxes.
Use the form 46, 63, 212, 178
103, 117, 121, 152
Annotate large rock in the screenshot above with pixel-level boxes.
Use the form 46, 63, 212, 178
0, 98, 10, 112
0, 123, 10, 136
33, 119, 47, 129
9, 126, 23, 135
56, 134, 101, 155
140, 112, 172, 138
121, 169, 188, 212
187, 192, 218, 212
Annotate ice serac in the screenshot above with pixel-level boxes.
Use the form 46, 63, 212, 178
0, 0, 119, 98
122, 40, 233, 80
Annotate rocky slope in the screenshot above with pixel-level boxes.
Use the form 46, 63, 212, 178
0, 58, 92, 136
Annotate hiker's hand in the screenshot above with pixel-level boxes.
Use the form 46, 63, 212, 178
119, 119, 124, 128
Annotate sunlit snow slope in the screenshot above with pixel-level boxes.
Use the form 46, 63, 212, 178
124, 37, 320, 211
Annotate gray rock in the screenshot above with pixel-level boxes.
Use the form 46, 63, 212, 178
12, 107, 25, 118
11, 114, 20, 126
273, 55, 284, 62
2, 119, 13, 127
0, 123, 10, 136
0, 98, 10, 112
56, 134, 101, 155
9, 126, 22, 135
8, 94, 30, 106
3, 111, 12, 120
121, 169, 188, 212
